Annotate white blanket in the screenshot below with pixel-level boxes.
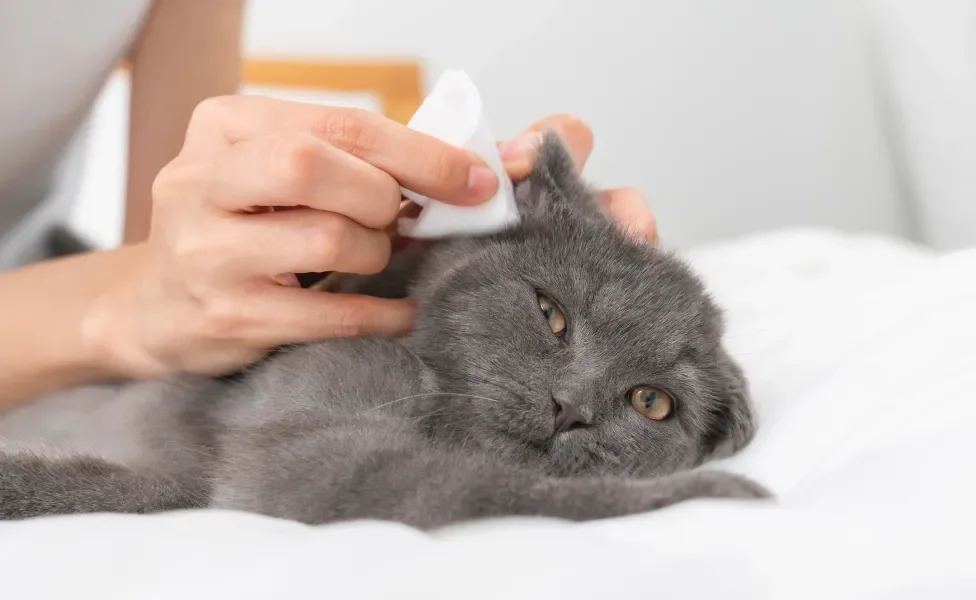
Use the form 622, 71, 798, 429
2, 229, 974, 599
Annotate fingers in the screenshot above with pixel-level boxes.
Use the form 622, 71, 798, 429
494, 116, 658, 245
599, 188, 659, 245
206, 134, 402, 228
244, 289, 416, 344
492, 113, 658, 245
202, 208, 394, 277
317, 109, 498, 206
501, 114, 594, 180
183, 95, 497, 206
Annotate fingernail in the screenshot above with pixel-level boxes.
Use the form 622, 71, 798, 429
500, 131, 544, 163
467, 165, 499, 202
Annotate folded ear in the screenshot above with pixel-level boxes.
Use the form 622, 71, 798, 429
513, 132, 602, 219
700, 348, 757, 461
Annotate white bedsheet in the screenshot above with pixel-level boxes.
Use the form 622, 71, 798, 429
2, 228, 974, 599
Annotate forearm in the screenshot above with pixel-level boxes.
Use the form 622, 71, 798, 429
0, 245, 144, 408
124, 0, 243, 243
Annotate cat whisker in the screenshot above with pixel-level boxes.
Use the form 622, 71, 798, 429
360, 392, 502, 416
422, 363, 531, 398
460, 374, 530, 398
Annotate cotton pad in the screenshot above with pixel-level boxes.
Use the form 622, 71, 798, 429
397, 70, 519, 239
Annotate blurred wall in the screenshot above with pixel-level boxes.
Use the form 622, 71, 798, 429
245, 0, 910, 248
866, 0, 976, 251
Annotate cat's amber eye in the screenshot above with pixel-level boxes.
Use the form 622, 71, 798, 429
629, 386, 673, 421
537, 295, 567, 336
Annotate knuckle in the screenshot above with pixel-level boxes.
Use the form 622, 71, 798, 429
304, 217, 347, 268
371, 175, 403, 225
322, 108, 376, 157
426, 148, 453, 187
200, 294, 250, 340
151, 160, 203, 209
271, 135, 321, 197
332, 304, 368, 338
189, 95, 235, 129
415, 142, 466, 194
436, 146, 473, 192
150, 162, 180, 208
361, 234, 392, 275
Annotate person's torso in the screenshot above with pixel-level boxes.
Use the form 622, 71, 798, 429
0, 0, 152, 245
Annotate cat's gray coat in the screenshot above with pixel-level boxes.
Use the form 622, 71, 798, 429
0, 135, 767, 529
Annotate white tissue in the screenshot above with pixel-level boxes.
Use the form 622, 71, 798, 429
397, 70, 519, 239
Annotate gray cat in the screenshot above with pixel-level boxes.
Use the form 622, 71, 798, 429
0, 135, 767, 529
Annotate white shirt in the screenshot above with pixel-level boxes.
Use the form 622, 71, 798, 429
0, 0, 151, 265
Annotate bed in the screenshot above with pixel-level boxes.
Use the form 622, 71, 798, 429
2, 227, 973, 598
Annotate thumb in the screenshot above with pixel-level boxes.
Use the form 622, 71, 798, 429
500, 115, 594, 180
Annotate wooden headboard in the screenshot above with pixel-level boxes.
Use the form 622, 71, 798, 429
119, 58, 424, 123
242, 59, 424, 124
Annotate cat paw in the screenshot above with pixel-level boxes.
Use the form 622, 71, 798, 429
631, 469, 771, 513
679, 469, 771, 499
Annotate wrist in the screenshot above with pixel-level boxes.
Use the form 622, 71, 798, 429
0, 243, 161, 407
81, 243, 170, 381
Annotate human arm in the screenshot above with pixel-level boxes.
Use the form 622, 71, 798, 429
0, 88, 656, 409
319, 115, 661, 296
0, 0, 245, 408
0, 245, 144, 408
123, 0, 244, 244
0, 97, 499, 408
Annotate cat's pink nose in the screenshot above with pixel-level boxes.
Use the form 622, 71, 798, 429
552, 397, 589, 434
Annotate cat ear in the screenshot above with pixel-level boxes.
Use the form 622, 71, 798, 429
701, 348, 757, 461
513, 132, 601, 218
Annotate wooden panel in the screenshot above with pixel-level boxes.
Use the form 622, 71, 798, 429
243, 59, 423, 124
121, 58, 425, 124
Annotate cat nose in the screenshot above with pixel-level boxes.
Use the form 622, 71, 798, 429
552, 397, 590, 434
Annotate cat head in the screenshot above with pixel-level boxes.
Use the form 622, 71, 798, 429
409, 134, 754, 477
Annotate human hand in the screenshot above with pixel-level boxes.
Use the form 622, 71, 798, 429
330, 115, 660, 307
385, 115, 660, 261
499, 115, 659, 245
87, 95, 499, 377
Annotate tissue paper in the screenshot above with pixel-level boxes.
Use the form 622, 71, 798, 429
397, 70, 519, 239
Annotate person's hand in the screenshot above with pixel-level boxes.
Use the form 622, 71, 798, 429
499, 115, 659, 245
387, 115, 659, 261
87, 95, 499, 378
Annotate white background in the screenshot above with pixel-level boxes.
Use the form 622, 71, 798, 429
241, 0, 908, 248
74, 0, 922, 250
72, 1, 975, 250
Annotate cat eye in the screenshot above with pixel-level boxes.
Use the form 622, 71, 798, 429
629, 386, 673, 421
537, 295, 567, 336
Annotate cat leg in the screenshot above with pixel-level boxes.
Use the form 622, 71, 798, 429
0, 453, 206, 519
211, 419, 769, 529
